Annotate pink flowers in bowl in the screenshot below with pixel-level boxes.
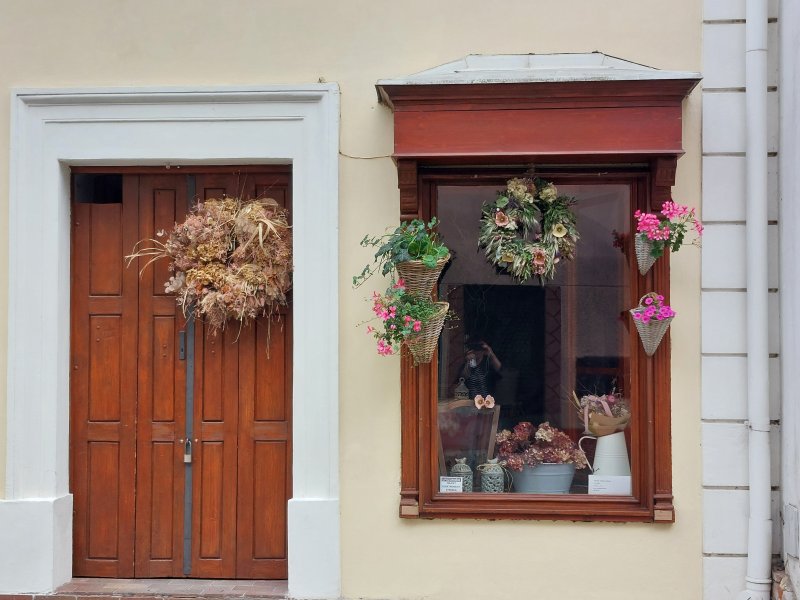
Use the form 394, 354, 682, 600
630, 293, 675, 324
495, 422, 588, 471
629, 292, 676, 356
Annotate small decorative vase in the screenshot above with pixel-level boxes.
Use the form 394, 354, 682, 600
450, 457, 473, 492
478, 458, 504, 493
634, 234, 659, 276
396, 254, 451, 298
512, 463, 576, 494
404, 301, 449, 365
454, 377, 470, 400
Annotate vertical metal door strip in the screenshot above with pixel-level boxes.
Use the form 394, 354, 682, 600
182, 175, 196, 576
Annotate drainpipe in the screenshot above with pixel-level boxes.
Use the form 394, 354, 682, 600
738, 0, 772, 597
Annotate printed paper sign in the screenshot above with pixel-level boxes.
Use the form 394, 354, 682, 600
439, 476, 464, 493
588, 475, 632, 495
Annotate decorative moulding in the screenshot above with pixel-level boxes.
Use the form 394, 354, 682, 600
376, 52, 701, 161
378, 52, 701, 87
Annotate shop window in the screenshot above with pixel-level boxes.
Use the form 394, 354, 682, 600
378, 53, 699, 521
436, 177, 634, 492
399, 167, 663, 520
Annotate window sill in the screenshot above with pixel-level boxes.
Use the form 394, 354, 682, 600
405, 492, 670, 522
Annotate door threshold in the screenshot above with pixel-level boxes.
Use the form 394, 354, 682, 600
26, 578, 287, 599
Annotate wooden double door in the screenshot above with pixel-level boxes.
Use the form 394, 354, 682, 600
70, 168, 292, 579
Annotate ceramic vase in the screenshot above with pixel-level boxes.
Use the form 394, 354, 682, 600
478, 458, 505, 493
450, 457, 473, 492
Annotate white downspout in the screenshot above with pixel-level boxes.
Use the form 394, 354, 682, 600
738, 0, 772, 597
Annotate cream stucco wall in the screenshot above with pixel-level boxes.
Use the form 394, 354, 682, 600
0, 2, 701, 599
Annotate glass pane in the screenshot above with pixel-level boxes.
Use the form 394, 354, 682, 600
436, 183, 632, 496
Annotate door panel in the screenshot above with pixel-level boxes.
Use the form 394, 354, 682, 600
71, 168, 292, 579
89, 202, 124, 295
134, 175, 188, 577
236, 316, 292, 577
88, 315, 123, 421
191, 173, 292, 578
71, 181, 138, 577
86, 441, 122, 558
191, 325, 240, 577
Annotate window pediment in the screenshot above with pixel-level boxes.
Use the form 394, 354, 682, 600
377, 52, 701, 160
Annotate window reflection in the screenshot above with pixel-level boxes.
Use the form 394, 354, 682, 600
436, 184, 632, 495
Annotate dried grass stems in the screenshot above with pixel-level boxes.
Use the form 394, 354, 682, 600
127, 196, 292, 338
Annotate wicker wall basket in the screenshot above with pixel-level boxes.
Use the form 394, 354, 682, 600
632, 316, 672, 356
404, 301, 449, 364
396, 255, 451, 297
629, 294, 674, 356
635, 235, 658, 276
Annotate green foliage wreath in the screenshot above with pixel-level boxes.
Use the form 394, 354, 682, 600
478, 177, 579, 283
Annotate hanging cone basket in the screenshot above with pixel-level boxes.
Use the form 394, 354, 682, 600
634, 235, 659, 276
396, 254, 450, 297
629, 293, 674, 356
404, 302, 449, 364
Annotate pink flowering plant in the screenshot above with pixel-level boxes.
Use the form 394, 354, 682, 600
634, 200, 704, 259
630, 292, 675, 325
495, 422, 588, 471
364, 279, 447, 356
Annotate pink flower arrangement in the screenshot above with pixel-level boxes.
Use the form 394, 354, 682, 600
495, 422, 588, 471
634, 200, 703, 258
363, 279, 447, 357
572, 390, 631, 436
631, 293, 675, 324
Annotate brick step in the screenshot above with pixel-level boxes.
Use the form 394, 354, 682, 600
0, 579, 287, 600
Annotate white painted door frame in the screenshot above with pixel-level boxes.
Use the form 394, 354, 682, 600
2, 85, 341, 599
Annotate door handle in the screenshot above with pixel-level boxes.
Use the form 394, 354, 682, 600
183, 439, 192, 464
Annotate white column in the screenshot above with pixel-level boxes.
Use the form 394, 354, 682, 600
780, 0, 800, 591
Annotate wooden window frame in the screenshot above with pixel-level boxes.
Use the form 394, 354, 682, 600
378, 72, 699, 522
398, 163, 673, 522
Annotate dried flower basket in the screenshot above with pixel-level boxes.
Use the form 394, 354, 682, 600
635, 234, 658, 276
629, 293, 673, 357
404, 301, 449, 364
396, 255, 450, 298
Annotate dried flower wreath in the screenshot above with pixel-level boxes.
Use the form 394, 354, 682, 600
128, 196, 292, 333
478, 177, 579, 283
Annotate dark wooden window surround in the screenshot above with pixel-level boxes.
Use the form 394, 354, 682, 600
377, 73, 700, 522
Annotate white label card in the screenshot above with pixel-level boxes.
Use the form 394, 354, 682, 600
439, 476, 464, 493
588, 475, 632, 495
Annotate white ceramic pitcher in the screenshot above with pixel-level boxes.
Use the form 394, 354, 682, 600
578, 431, 631, 476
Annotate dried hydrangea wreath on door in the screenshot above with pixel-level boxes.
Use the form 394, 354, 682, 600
478, 177, 579, 284
128, 196, 292, 333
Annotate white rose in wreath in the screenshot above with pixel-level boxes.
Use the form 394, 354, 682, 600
539, 183, 558, 203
